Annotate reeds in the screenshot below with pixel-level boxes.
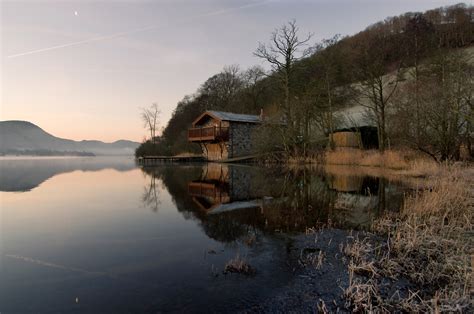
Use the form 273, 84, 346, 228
301, 249, 325, 269
325, 148, 446, 178
325, 149, 410, 169
287, 151, 325, 164
344, 167, 473, 312
224, 254, 255, 275
401, 158, 441, 177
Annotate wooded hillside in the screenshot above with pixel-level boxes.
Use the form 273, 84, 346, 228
137, 3, 473, 161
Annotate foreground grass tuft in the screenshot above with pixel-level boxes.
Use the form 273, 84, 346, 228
224, 254, 255, 275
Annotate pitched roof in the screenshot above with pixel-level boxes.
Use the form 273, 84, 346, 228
202, 111, 261, 124
333, 105, 376, 130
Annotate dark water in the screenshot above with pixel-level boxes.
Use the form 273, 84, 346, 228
0, 157, 406, 313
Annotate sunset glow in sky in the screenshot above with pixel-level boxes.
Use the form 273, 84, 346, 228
1, 0, 459, 142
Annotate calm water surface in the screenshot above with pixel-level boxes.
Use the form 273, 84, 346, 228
0, 157, 406, 313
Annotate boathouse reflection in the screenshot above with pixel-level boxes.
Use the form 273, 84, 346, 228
140, 164, 406, 243
186, 164, 405, 236
188, 164, 262, 214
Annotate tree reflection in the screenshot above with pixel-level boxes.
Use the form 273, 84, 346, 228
137, 164, 407, 243
141, 171, 161, 212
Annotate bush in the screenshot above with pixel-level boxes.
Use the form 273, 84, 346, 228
135, 141, 170, 158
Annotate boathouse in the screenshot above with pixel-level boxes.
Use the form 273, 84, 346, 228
188, 111, 262, 161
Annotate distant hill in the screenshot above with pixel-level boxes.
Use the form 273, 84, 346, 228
0, 120, 140, 156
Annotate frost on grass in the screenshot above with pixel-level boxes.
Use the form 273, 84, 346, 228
343, 167, 473, 312
224, 254, 256, 275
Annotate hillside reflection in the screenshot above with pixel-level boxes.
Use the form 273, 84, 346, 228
140, 164, 406, 243
0, 157, 136, 192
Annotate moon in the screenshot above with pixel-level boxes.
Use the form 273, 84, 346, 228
74, 11, 78, 16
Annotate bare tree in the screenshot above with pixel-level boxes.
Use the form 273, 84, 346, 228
254, 20, 313, 154
242, 65, 266, 110
403, 14, 436, 147
199, 65, 244, 110
313, 35, 347, 149
354, 33, 402, 152
255, 20, 312, 119
141, 103, 160, 143
421, 49, 472, 160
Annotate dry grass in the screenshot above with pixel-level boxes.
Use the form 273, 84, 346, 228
243, 234, 257, 246
301, 249, 326, 269
325, 148, 443, 176
317, 299, 329, 313
224, 254, 255, 275
325, 149, 409, 169
401, 158, 441, 177
288, 152, 325, 164
345, 276, 385, 312
344, 167, 473, 312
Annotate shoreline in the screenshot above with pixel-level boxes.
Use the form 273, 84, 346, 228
251, 162, 473, 312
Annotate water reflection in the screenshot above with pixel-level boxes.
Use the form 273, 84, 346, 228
0, 156, 136, 192
140, 163, 406, 243
141, 170, 162, 212
1, 160, 408, 312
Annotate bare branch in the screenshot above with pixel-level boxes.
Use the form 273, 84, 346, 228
141, 103, 161, 143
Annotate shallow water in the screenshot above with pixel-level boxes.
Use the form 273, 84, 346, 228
0, 157, 406, 312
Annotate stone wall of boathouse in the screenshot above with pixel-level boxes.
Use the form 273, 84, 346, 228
228, 123, 258, 158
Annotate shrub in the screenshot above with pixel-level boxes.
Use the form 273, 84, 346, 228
135, 141, 170, 158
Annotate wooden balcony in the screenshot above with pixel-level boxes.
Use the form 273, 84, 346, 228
188, 126, 229, 142
188, 181, 229, 202
188, 182, 221, 198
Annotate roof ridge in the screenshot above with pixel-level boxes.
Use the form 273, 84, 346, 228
208, 110, 259, 116
204, 110, 262, 123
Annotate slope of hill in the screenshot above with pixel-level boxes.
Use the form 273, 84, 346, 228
143, 3, 472, 157
0, 120, 139, 156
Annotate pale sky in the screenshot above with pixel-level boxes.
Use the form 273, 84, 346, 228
1, 0, 464, 142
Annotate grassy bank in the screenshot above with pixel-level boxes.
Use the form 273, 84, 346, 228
343, 166, 473, 312
325, 148, 445, 177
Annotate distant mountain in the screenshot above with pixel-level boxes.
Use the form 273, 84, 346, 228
0, 120, 140, 156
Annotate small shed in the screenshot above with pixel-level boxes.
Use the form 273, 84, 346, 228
330, 126, 379, 149
188, 110, 262, 161
331, 106, 379, 149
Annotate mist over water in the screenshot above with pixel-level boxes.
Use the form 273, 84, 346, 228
0, 157, 407, 312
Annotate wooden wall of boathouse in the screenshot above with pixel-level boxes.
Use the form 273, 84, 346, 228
202, 143, 229, 161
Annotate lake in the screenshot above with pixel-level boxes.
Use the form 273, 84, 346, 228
0, 157, 407, 312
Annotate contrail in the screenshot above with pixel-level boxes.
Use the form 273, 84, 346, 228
6, 0, 272, 59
